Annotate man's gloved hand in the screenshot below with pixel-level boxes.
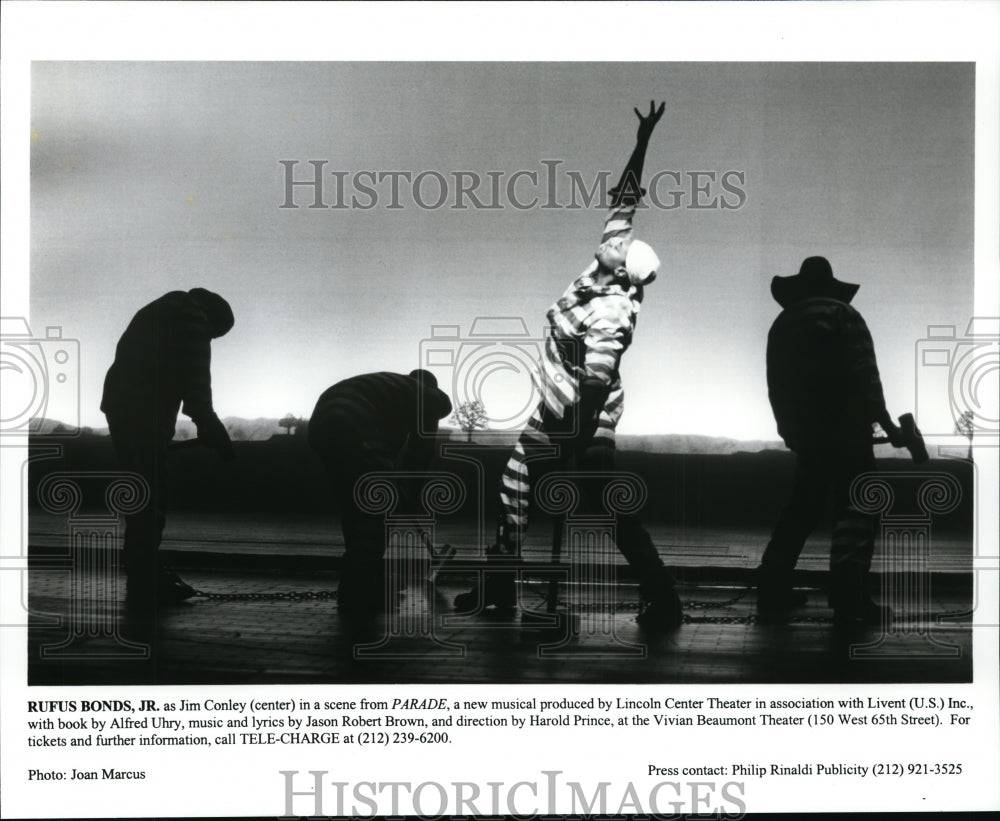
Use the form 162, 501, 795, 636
897, 413, 929, 464
196, 414, 235, 461
635, 100, 665, 142
882, 419, 906, 448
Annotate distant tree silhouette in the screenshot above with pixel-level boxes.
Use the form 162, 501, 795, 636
450, 400, 489, 442
279, 413, 298, 436
955, 410, 974, 461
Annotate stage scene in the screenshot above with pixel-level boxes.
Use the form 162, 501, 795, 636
20, 62, 982, 684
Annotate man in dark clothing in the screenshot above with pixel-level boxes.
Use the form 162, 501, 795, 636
308, 370, 452, 615
759, 257, 907, 627
102, 288, 235, 608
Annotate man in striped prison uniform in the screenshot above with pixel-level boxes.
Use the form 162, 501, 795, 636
497, 201, 643, 529
456, 102, 683, 631
759, 257, 906, 627
309, 370, 452, 616
102, 288, 235, 609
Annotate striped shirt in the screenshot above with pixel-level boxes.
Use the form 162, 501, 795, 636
101, 291, 217, 435
536, 201, 643, 439
767, 296, 887, 450
499, 203, 645, 527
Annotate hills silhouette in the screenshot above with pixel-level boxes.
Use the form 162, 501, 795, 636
34, 415, 923, 458
26, 424, 973, 531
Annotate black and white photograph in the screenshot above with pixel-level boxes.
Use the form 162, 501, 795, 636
2, 2, 998, 818
19, 59, 981, 684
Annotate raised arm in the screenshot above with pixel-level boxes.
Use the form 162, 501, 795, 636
594, 102, 666, 279
609, 101, 665, 206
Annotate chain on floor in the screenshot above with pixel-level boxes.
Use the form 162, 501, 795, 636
188, 580, 844, 625
187, 584, 954, 626
193, 589, 338, 601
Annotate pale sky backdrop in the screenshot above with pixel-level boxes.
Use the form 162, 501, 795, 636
29, 62, 974, 439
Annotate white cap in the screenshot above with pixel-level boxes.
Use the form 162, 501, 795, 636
624, 239, 660, 286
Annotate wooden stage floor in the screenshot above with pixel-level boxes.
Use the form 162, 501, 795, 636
26, 563, 974, 686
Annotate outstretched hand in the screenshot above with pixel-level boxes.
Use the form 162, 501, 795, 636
635, 100, 666, 141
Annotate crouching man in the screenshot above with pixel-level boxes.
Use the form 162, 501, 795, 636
308, 370, 452, 617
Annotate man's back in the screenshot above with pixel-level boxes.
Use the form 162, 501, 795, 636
101, 291, 215, 425
309, 371, 451, 453
767, 296, 882, 449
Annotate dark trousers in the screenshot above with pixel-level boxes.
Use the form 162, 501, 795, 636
760, 440, 877, 592
106, 412, 169, 592
313, 424, 397, 595
515, 439, 673, 599
581, 441, 673, 598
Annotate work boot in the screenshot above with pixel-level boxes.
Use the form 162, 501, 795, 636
120, 605, 157, 648
829, 567, 892, 629
756, 566, 808, 620
338, 562, 390, 617
636, 594, 683, 631
453, 568, 517, 613
832, 591, 893, 630
635, 568, 683, 631
126, 570, 196, 608
157, 570, 197, 604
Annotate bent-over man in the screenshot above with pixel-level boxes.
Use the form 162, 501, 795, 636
102, 288, 235, 609
308, 369, 452, 616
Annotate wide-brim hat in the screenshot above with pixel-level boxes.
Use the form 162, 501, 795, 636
770, 256, 859, 308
